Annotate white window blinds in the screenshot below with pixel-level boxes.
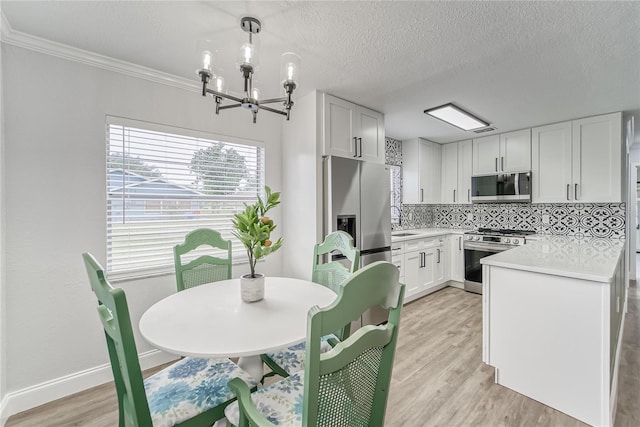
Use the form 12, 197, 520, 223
106, 120, 265, 280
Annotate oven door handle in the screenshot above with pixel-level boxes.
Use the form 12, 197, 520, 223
464, 242, 513, 252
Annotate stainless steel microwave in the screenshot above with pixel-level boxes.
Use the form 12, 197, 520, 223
471, 172, 531, 203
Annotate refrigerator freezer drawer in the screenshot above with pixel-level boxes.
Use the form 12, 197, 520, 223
360, 250, 392, 327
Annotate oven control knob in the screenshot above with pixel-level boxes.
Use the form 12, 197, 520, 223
504, 238, 511, 244
513, 239, 519, 244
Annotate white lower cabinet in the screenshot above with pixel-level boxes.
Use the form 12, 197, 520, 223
395, 234, 453, 303
391, 242, 405, 285
435, 236, 449, 283
450, 233, 465, 283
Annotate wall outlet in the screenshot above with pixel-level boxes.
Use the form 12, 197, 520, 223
542, 214, 550, 224
466, 213, 473, 221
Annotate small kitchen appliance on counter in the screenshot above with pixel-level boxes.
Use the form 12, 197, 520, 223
463, 228, 536, 294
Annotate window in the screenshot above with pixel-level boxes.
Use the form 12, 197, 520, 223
389, 165, 402, 226
106, 118, 265, 280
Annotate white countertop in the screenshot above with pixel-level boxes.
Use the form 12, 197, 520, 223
480, 235, 624, 283
391, 228, 465, 242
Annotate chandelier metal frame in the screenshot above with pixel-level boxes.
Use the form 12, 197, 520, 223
197, 16, 297, 123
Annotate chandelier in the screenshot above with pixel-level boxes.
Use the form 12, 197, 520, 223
197, 16, 301, 123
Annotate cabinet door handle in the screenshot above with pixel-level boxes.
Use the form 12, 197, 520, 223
453, 189, 456, 203
468, 189, 470, 202
501, 156, 504, 171
458, 236, 462, 250
358, 137, 363, 158
566, 184, 570, 200
420, 188, 424, 203
353, 137, 358, 158
437, 248, 441, 264
495, 157, 498, 172
575, 183, 579, 200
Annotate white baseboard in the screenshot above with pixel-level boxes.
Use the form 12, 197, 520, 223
1, 350, 177, 425
0, 395, 9, 427
447, 280, 464, 290
610, 308, 627, 426
404, 282, 449, 304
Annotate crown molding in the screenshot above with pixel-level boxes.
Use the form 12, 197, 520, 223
0, 10, 199, 93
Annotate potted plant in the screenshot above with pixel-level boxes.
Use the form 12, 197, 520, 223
232, 186, 283, 302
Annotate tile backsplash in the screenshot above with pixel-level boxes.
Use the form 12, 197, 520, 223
385, 136, 626, 239
400, 203, 626, 239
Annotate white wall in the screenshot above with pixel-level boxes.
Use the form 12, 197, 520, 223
1, 44, 283, 414
281, 90, 323, 280
0, 9, 6, 417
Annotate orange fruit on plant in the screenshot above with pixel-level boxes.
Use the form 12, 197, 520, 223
264, 240, 272, 247
261, 216, 270, 224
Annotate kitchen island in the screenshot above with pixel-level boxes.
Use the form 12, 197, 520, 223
481, 236, 626, 426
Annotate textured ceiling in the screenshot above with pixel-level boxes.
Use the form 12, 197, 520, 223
2, 1, 639, 143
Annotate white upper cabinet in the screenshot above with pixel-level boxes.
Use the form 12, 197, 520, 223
357, 107, 385, 162
531, 121, 573, 203
323, 94, 384, 163
403, 138, 441, 204
441, 140, 473, 204
500, 129, 532, 172
441, 142, 458, 203
472, 135, 500, 174
532, 112, 622, 203
457, 140, 473, 204
472, 130, 531, 175
573, 113, 622, 202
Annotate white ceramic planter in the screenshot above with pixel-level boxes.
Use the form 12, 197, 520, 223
240, 273, 265, 303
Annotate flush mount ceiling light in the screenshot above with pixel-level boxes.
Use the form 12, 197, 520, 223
197, 16, 300, 123
424, 103, 489, 131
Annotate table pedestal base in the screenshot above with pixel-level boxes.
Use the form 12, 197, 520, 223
238, 354, 264, 382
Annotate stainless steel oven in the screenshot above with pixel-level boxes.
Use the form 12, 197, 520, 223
463, 229, 533, 294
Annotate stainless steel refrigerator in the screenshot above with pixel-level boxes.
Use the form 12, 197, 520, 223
323, 156, 392, 326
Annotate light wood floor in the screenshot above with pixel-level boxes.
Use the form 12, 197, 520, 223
7, 286, 640, 426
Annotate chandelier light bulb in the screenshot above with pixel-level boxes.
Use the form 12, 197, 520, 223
286, 63, 295, 81
201, 50, 213, 72
280, 52, 301, 85
238, 42, 258, 67
251, 87, 260, 101
213, 75, 225, 93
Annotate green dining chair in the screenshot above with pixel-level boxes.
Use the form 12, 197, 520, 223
174, 228, 232, 292
260, 231, 360, 379
82, 252, 256, 427
225, 261, 405, 427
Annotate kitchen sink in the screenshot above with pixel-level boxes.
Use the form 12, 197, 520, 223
392, 232, 418, 237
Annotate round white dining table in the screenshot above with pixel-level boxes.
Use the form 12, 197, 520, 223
139, 276, 336, 381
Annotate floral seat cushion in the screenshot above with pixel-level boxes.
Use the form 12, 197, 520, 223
225, 371, 306, 426
266, 334, 337, 375
144, 357, 257, 427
